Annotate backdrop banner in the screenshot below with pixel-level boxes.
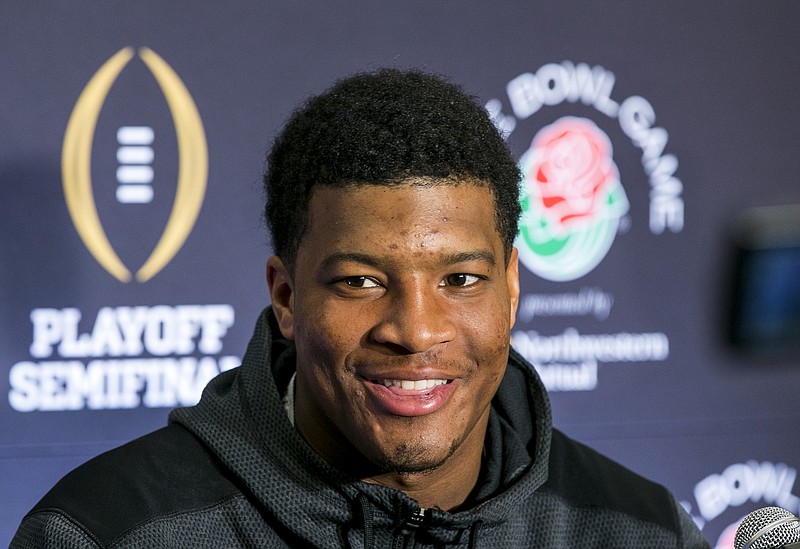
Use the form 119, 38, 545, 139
2, 3, 799, 546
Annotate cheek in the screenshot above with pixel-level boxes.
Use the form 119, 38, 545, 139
461, 299, 513, 388
463, 295, 512, 352
296, 298, 339, 346
293, 304, 366, 381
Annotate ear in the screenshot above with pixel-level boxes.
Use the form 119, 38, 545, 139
506, 247, 520, 330
266, 255, 295, 340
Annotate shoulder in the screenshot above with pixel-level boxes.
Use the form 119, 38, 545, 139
543, 429, 694, 537
15, 424, 240, 547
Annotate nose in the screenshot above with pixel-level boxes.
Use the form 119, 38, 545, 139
369, 282, 455, 354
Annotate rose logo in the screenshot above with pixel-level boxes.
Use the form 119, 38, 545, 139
515, 116, 629, 282
530, 117, 618, 234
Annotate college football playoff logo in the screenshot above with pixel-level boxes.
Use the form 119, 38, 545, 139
515, 117, 629, 282
62, 47, 208, 283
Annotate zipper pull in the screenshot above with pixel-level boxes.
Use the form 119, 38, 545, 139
406, 507, 429, 528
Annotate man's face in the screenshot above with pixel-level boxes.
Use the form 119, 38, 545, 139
268, 182, 519, 476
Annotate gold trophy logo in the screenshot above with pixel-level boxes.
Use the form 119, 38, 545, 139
62, 47, 208, 283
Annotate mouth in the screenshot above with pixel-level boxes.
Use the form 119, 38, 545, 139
375, 378, 450, 391
363, 376, 456, 416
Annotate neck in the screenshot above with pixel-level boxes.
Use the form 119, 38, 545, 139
335, 411, 489, 511
362, 438, 484, 511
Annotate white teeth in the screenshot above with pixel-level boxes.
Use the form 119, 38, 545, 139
381, 379, 448, 390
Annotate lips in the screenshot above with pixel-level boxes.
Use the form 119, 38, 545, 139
362, 374, 457, 417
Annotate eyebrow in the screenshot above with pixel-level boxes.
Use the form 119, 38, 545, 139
319, 250, 497, 271
439, 250, 497, 267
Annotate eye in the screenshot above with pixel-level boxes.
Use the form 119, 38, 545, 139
340, 276, 380, 288
441, 273, 482, 287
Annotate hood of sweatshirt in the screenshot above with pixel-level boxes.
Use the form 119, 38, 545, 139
170, 307, 552, 548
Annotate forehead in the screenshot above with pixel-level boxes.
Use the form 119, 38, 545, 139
299, 183, 501, 262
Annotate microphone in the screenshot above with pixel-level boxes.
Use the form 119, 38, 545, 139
734, 506, 800, 549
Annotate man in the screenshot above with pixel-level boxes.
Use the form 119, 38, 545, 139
13, 69, 708, 547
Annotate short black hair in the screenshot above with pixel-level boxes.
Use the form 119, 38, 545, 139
264, 68, 521, 270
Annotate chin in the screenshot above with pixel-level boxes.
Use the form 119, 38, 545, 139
371, 439, 458, 475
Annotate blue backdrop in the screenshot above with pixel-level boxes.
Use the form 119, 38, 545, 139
2, 3, 799, 546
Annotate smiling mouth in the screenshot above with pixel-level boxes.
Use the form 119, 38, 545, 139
364, 377, 456, 416
376, 378, 450, 390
